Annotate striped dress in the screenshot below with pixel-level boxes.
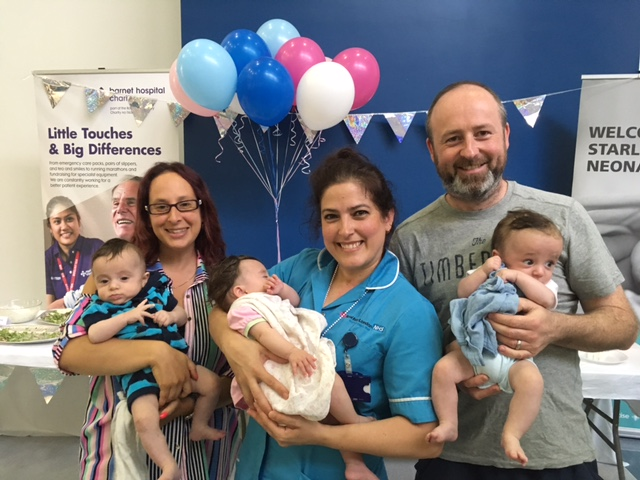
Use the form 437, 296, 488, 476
53, 255, 242, 480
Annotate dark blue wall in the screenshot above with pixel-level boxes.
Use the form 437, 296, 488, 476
181, 0, 640, 267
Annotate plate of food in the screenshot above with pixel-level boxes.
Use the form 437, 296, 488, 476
37, 309, 72, 326
579, 350, 629, 365
0, 325, 60, 344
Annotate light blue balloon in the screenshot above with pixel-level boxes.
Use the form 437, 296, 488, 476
256, 19, 300, 57
177, 39, 237, 111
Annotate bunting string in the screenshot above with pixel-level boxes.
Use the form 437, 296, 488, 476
35, 73, 638, 143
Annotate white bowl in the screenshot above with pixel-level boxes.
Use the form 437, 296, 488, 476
0, 299, 43, 324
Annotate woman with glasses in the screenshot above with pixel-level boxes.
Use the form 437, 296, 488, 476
53, 162, 239, 480
210, 148, 444, 479
44, 195, 103, 306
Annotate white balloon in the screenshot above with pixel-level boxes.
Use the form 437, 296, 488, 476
296, 62, 355, 131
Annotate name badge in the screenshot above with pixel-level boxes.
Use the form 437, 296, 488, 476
337, 371, 371, 402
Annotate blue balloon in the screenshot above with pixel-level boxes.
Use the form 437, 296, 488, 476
177, 39, 237, 111
221, 29, 271, 75
237, 57, 294, 127
256, 19, 300, 57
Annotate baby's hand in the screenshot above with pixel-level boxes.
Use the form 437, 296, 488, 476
153, 310, 175, 327
289, 349, 317, 377
125, 299, 154, 325
265, 274, 284, 296
496, 268, 518, 284
483, 255, 502, 275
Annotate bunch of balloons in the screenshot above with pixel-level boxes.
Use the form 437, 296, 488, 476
169, 19, 380, 130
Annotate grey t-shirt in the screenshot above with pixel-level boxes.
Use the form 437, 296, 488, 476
389, 181, 623, 469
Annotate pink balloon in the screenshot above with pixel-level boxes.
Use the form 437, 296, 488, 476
275, 37, 325, 95
168, 59, 217, 117
333, 48, 380, 110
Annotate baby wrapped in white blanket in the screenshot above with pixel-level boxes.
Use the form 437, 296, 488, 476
228, 292, 336, 421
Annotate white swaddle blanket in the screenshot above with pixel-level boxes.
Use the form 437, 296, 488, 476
230, 292, 336, 421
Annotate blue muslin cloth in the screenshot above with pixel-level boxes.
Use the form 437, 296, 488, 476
449, 270, 520, 366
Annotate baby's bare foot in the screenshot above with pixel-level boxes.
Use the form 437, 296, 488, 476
190, 423, 226, 442
426, 422, 458, 443
502, 433, 528, 466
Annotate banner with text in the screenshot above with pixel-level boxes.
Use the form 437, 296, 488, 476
573, 74, 640, 435
34, 70, 181, 304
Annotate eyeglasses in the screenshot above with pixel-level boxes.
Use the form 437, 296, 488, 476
145, 199, 202, 215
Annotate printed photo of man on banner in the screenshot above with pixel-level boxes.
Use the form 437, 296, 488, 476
33, 70, 184, 307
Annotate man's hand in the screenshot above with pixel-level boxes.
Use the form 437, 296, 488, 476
489, 297, 556, 359
458, 373, 501, 400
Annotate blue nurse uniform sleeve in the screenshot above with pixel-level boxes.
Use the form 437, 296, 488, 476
383, 292, 442, 424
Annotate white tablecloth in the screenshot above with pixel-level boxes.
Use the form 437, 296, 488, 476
0, 340, 57, 368
0, 333, 88, 436
580, 343, 640, 401
0, 335, 638, 437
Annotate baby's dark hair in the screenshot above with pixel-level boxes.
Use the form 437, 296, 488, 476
207, 255, 260, 312
92, 237, 145, 266
491, 209, 563, 252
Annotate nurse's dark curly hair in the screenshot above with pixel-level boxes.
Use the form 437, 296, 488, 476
308, 147, 397, 245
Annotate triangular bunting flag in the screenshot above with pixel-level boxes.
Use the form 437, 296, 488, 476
214, 111, 237, 139
41, 77, 71, 109
0, 364, 14, 391
513, 95, 546, 128
168, 102, 190, 127
128, 96, 157, 126
28, 367, 65, 404
85, 88, 111, 113
297, 114, 319, 144
344, 114, 373, 144
384, 112, 416, 143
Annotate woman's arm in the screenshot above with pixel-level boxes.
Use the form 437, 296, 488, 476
59, 335, 197, 407
209, 306, 288, 411
250, 407, 443, 459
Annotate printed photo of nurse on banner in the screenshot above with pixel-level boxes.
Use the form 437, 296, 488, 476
33, 70, 183, 307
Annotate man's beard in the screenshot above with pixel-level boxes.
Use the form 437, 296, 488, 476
437, 155, 505, 203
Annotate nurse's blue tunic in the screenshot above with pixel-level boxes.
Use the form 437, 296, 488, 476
235, 248, 442, 479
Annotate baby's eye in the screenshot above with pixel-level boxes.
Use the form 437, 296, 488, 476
523, 260, 534, 266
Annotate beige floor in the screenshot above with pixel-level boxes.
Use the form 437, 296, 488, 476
0, 435, 637, 480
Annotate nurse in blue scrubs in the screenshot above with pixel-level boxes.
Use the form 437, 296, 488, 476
210, 147, 444, 479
